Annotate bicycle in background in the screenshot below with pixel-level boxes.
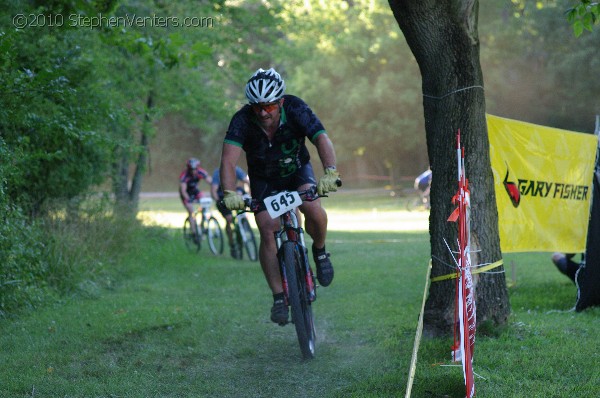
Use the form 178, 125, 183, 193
407, 168, 431, 212
183, 197, 224, 255
232, 194, 258, 261
406, 188, 431, 212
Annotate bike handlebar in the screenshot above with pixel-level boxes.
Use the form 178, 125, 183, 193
219, 181, 341, 213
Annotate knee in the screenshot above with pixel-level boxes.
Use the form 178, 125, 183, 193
551, 252, 566, 265
303, 208, 327, 227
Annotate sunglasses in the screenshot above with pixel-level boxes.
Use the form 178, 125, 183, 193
251, 102, 279, 113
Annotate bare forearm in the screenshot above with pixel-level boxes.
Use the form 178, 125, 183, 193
220, 143, 242, 191
315, 133, 337, 170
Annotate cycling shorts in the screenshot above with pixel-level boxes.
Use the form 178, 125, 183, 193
250, 162, 317, 214
180, 190, 202, 204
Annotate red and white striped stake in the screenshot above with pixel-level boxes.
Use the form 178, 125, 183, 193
447, 129, 476, 398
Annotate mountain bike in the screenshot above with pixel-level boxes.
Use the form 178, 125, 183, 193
244, 184, 338, 359
183, 197, 224, 255
232, 194, 258, 261
406, 188, 430, 212
407, 169, 431, 211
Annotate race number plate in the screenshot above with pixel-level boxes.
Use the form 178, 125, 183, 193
264, 191, 302, 219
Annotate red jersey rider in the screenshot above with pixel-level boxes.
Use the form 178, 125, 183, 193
179, 158, 212, 240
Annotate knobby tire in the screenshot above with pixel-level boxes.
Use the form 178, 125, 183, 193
406, 194, 429, 212
234, 227, 244, 260
282, 241, 315, 359
240, 217, 258, 261
183, 218, 201, 252
207, 217, 224, 255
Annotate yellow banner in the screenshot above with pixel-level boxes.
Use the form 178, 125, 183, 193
487, 114, 598, 253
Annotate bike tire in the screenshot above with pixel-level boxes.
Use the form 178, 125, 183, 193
206, 217, 224, 255
233, 227, 243, 260
406, 196, 421, 212
282, 241, 315, 360
183, 218, 201, 252
240, 217, 258, 261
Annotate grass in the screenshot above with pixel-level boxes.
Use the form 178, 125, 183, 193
409, 251, 600, 398
0, 192, 598, 397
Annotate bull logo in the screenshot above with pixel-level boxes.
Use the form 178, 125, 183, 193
503, 164, 521, 208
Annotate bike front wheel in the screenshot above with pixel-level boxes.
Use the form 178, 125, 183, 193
206, 217, 224, 255
239, 217, 258, 261
183, 218, 201, 252
282, 241, 316, 360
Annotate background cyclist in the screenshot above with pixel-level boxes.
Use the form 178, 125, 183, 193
210, 166, 250, 259
179, 157, 212, 242
219, 67, 340, 325
414, 167, 432, 208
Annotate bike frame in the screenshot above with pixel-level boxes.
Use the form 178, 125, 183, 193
195, 197, 213, 234
231, 195, 258, 261
273, 204, 316, 304
234, 211, 249, 241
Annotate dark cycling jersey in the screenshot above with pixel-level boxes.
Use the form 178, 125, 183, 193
180, 167, 210, 197
224, 95, 326, 180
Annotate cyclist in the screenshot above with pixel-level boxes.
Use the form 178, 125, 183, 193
414, 167, 432, 208
179, 158, 212, 242
415, 167, 432, 195
210, 166, 250, 259
219, 67, 340, 324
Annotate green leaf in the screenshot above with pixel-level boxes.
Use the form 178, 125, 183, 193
583, 13, 594, 30
573, 20, 584, 37
565, 8, 577, 23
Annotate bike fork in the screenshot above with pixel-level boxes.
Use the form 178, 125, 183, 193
277, 246, 290, 306
295, 226, 316, 303
300, 245, 317, 302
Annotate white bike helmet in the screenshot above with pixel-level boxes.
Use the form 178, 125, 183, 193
245, 68, 286, 103
187, 157, 200, 170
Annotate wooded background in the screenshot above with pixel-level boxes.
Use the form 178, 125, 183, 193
2, 0, 598, 214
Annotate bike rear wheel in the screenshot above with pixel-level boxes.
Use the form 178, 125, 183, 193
183, 218, 201, 252
239, 217, 258, 261
206, 217, 224, 255
282, 241, 315, 359
406, 194, 429, 212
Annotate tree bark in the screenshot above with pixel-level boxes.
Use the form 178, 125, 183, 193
112, 91, 154, 216
388, 0, 510, 336
129, 91, 154, 213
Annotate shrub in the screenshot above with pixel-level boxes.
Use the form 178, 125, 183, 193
0, 193, 141, 318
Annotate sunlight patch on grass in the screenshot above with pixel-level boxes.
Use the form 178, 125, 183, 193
327, 209, 429, 231
137, 209, 429, 232
137, 211, 187, 228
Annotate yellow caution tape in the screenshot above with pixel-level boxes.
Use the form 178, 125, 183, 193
405, 259, 432, 398
430, 259, 504, 283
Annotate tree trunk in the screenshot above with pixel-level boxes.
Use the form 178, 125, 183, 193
129, 91, 154, 213
112, 91, 154, 216
388, 0, 510, 336
112, 148, 132, 216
